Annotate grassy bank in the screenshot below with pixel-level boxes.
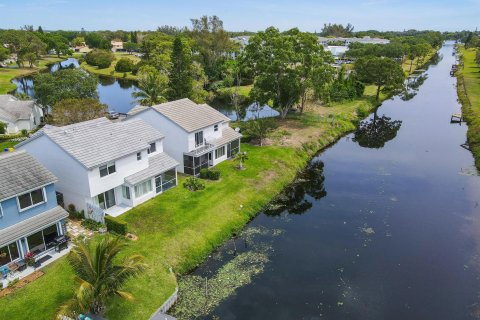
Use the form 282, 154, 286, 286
80, 52, 140, 80
0, 98, 377, 320
0, 51, 436, 319
0, 56, 65, 94
456, 46, 480, 170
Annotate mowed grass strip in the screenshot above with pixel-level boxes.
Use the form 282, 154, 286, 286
457, 46, 480, 169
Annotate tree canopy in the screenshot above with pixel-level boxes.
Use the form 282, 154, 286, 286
354, 56, 405, 102
34, 69, 99, 107
244, 27, 334, 118
52, 98, 108, 125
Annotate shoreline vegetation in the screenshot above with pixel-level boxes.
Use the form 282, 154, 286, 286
456, 45, 480, 170
0, 55, 65, 94
79, 52, 140, 81
0, 50, 438, 320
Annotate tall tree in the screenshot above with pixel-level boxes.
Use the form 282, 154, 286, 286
132, 66, 169, 106
287, 28, 335, 112
169, 35, 194, 99
244, 27, 334, 117
320, 23, 354, 37
57, 236, 146, 318
354, 56, 405, 102
190, 15, 233, 82
34, 69, 99, 108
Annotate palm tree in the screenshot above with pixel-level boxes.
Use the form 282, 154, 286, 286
235, 151, 248, 170
57, 236, 146, 318
132, 66, 169, 106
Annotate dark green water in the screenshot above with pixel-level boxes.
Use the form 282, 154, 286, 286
189, 42, 480, 320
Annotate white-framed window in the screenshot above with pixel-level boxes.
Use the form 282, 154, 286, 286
195, 131, 204, 147
99, 162, 116, 177
134, 180, 152, 198
122, 185, 131, 200
215, 146, 225, 159
0, 203, 3, 218
137, 152, 142, 161
147, 142, 156, 154
214, 124, 219, 132
17, 187, 46, 211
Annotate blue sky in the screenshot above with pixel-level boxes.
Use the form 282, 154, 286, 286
0, 0, 478, 32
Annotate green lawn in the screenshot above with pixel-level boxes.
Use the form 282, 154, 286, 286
0, 144, 309, 319
0, 49, 439, 320
0, 140, 17, 150
457, 46, 480, 169
0, 56, 65, 94
80, 53, 140, 80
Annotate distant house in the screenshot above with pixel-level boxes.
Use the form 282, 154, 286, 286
128, 99, 242, 176
318, 36, 390, 46
16, 117, 178, 219
0, 151, 69, 269
0, 95, 43, 134
111, 40, 124, 52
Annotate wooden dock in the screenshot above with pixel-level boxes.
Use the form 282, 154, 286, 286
451, 113, 464, 123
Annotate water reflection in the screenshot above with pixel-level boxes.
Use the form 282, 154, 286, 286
402, 74, 428, 101
265, 159, 327, 215
353, 112, 402, 149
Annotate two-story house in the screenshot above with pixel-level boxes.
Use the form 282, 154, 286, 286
16, 117, 178, 219
0, 151, 69, 269
0, 95, 44, 134
128, 98, 242, 176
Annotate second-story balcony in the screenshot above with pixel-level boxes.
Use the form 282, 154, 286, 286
185, 141, 216, 157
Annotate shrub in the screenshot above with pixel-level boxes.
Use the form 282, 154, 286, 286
67, 204, 84, 220
81, 218, 104, 231
115, 58, 135, 72
85, 49, 114, 69
105, 215, 128, 235
0, 122, 6, 134
183, 177, 206, 191
20, 129, 28, 137
199, 168, 221, 180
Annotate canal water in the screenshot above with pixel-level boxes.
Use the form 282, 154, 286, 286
186, 42, 480, 320
11, 58, 278, 120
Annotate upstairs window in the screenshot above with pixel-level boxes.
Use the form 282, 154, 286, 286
100, 162, 116, 177
147, 142, 156, 154
137, 152, 142, 161
214, 124, 219, 132
195, 131, 204, 147
18, 187, 45, 211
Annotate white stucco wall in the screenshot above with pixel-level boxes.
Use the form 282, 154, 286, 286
17, 135, 91, 212
130, 109, 189, 173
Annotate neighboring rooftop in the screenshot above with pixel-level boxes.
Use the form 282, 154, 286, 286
0, 206, 68, 247
0, 150, 57, 201
128, 99, 230, 133
16, 117, 165, 169
0, 94, 36, 123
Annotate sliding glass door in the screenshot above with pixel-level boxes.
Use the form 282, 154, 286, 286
97, 188, 116, 209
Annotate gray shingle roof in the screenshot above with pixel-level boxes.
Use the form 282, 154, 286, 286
124, 152, 178, 185
0, 151, 57, 201
17, 117, 165, 169
128, 99, 230, 133
210, 127, 242, 147
0, 206, 68, 247
0, 94, 36, 123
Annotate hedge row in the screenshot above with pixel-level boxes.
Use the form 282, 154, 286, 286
105, 215, 128, 235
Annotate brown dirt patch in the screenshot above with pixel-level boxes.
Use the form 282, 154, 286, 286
0, 270, 44, 298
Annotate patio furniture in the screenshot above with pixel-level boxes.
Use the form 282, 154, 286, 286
7, 262, 19, 274
0, 266, 10, 279
16, 260, 27, 272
